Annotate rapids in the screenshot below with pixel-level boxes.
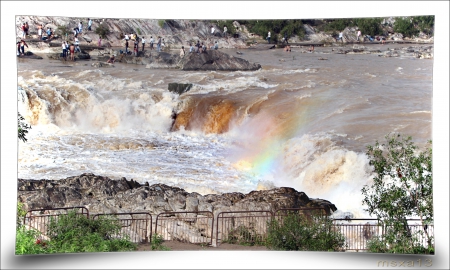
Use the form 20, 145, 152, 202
17, 44, 433, 217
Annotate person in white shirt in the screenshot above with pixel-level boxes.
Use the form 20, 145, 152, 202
124, 34, 129, 41
223, 26, 227, 37
189, 43, 194, 53
267, 31, 271, 43
141, 37, 146, 51
87, 18, 92, 31
78, 22, 83, 34
211, 26, 215, 36
62, 42, 67, 60
150, 36, 154, 50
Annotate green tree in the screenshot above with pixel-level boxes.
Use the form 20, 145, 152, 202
18, 112, 31, 143
361, 134, 433, 254
413, 16, 434, 35
393, 17, 419, 38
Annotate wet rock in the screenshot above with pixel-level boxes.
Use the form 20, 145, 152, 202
168, 83, 193, 95
91, 62, 114, 68
178, 50, 261, 71
18, 173, 338, 216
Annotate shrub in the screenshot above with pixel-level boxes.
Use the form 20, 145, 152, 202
362, 134, 433, 254
321, 19, 354, 32
266, 212, 345, 251
355, 18, 383, 36
15, 226, 48, 255
56, 25, 72, 38
95, 23, 110, 39
217, 20, 236, 36
16, 211, 137, 254
136, 28, 142, 35
393, 17, 419, 38
158, 20, 165, 28
224, 224, 265, 246
239, 20, 305, 41
46, 211, 137, 253
16, 202, 27, 227
151, 234, 170, 250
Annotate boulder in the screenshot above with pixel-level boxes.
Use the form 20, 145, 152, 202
168, 83, 193, 95
178, 50, 261, 71
91, 62, 114, 68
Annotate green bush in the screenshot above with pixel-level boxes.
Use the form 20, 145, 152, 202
393, 17, 419, 38
16, 202, 27, 227
16, 211, 137, 254
95, 23, 110, 39
158, 20, 166, 28
136, 28, 142, 35
239, 20, 305, 41
151, 234, 170, 250
217, 20, 236, 36
321, 19, 354, 32
266, 212, 345, 251
15, 226, 48, 255
355, 18, 383, 36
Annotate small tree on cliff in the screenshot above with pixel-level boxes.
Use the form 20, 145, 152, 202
361, 134, 433, 253
18, 112, 31, 143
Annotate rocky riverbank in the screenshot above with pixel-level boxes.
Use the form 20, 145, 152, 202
17, 173, 337, 216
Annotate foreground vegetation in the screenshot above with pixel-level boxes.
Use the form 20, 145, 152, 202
16, 208, 137, 254
362, 134, 433, 254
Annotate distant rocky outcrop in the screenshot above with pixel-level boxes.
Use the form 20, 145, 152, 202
17, 173, 337, 216
178, 50, 261, 71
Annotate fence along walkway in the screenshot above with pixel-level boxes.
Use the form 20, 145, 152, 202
23, 206, 89, 239
92, 212, 152, 244
21, 206, 434, 251
154, 211, 214, 245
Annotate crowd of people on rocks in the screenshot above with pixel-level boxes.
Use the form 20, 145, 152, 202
17, 19, 390, 61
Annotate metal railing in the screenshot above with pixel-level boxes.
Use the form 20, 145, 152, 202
23, 206, 89, 237
155, 211, 214, 245
19, 206, 435, 251
216, 210, 273, 246
92, 212, 152, 244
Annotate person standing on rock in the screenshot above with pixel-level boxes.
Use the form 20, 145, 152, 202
149, 36, 154, 50
124, 38, 129, 53
196, 40, 201, 54
69, 43, 75, 61
223, 25, 228, 38
180, 46, 185, 57
36, 23, 43, 39
338, 31, 343, 43
87, 18, 92, 31
267, 31, 271, 44
98, 37, 102, 47
19, 39, 29, 55
21, 23, 27, 39
157, 36, 162, 52
357, 30, 361, 42
134, 39, 139, 56
62, 41, 67, 60
189, 43, 194, 53
211, 26, 215, 36
74, 37, 81, 53
78, 21, 83, 34
141, 36, 146, 52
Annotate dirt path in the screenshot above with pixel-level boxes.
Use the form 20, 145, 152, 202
137, 241, 269, 251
